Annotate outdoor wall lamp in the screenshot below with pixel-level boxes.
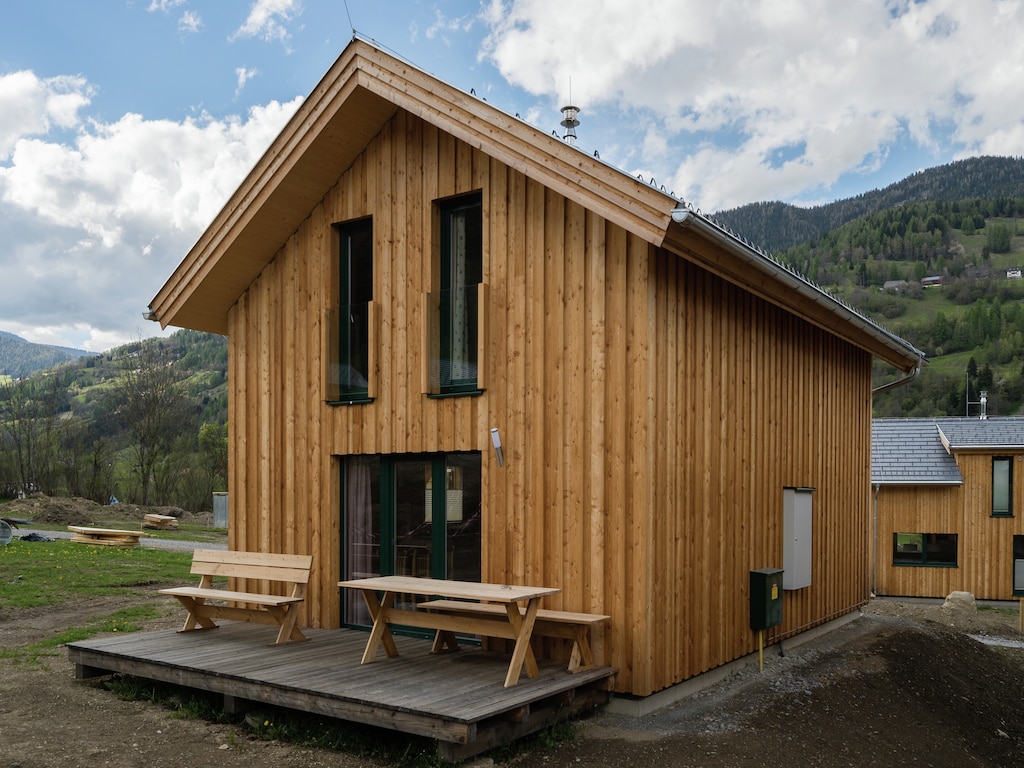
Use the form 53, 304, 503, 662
490, 427, 504, 467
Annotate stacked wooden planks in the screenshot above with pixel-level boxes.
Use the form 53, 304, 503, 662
67, 526, 150, 547
142, 513, 179, 530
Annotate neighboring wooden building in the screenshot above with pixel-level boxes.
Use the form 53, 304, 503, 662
149, 38, 925, 698
872, 417, 1024, 599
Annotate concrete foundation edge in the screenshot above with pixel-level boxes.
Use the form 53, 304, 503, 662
604, 610, 862, 718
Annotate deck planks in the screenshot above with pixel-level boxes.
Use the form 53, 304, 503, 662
66, 622, 614, 761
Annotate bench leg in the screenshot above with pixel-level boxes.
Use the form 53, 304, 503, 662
431, 630, 461, 654
567, 627, 596, 672
266, 605, 308, 646
172, 596, 218, 632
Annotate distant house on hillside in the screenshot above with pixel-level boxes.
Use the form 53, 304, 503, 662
882, 280, 908, 293
1007, 268, 1022, 279
149, 37, 926, 700
921, 275, 944, 288
872, 417, 1024, 599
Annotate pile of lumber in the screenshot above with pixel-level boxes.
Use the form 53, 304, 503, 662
143, 513, 179, 530
68, 526, 150, 547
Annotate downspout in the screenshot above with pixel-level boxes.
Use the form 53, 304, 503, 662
871, 364, 921, 395
872, 483, 881, 597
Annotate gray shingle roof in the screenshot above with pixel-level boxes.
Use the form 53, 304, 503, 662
872, 417, 1024, 485
871, 419, 962, 485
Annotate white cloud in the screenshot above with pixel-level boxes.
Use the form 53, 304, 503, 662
0, 71, 92, 160
235, 67, 259, 98
0, 76, 301, 351
232, 0, 302, 47
179, 10, 202, 35
147, 0, 186, 12
481, 0, 1024, 210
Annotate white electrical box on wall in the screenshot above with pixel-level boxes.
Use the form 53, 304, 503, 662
783, 486, 814, 590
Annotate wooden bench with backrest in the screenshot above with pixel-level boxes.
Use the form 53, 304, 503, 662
417, 599, 610, 672
159, 549, 313, 646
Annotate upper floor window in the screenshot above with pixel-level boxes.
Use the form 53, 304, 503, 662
428, 192, 484, 396
993, 456, 1013, 517
328, 217, 373, 403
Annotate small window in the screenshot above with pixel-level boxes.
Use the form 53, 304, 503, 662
893, 533, 957, 567
993, 457, 1013, 517
328, 217, 373, 402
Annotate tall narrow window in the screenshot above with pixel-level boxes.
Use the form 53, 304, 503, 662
993, 457, 1013, 517
330, 217, 373, 402
439, 193, 482, 394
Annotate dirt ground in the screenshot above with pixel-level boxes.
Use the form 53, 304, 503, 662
3, 498, 1024, 766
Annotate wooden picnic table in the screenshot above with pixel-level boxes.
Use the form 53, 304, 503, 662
338, 575, 560, 687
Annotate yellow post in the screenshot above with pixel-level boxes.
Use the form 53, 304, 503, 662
758, 630, 764, 672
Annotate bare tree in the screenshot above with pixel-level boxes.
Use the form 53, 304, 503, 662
111, 342, 193, 505
0, 373, 67, 495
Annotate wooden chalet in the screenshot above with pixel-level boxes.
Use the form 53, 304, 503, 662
147, 37, 926, 700
872, 417, 1024, 599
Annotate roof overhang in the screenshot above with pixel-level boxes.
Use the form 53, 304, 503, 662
149, 37, 673, 335
662, 209, 927, 374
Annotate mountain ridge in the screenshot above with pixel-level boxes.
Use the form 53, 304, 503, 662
713, 155, 1024, 253
0, 331, 91, 378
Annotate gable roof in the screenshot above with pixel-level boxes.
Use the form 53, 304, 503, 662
872, 417, 1024, 485
149, 36, 925, 374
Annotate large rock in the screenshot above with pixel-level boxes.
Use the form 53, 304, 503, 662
942, 591, 977, 611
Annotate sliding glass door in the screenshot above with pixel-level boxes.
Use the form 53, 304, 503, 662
342, 452, 481, 626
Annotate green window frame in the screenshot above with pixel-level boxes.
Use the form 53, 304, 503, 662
892, 532, 958, 567
993, 456, 1013, 518
329, 217, 373, 403
438, 193, 482, 395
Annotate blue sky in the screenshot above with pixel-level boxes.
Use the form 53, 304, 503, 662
1, 0, 1022, 352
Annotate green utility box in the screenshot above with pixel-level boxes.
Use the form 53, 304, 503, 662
750, 568, 784, 630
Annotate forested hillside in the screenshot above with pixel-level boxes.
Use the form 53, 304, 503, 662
0, 330, 227, 509
715, 156, 1024, 253
771, 195, 1024, 417
0, 331, 89, 378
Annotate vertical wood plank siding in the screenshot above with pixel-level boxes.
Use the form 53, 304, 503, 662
225, 109, 874, 696
876, 454, 1024, 599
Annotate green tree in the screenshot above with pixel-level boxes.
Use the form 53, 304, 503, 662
987, 222, 1013, 253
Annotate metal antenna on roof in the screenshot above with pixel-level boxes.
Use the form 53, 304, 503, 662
560, 77, 580, 145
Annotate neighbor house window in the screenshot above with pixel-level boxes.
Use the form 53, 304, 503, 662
993, 457, 1013, 517
892, 533, 958, 566
328, 217, 373, 402
426, 192, 484, 396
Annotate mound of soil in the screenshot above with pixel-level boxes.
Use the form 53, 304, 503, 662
2, 493, 207, 527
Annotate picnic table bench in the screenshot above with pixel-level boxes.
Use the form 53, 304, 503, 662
160, 549, 313, 646
418, 599, 611, 672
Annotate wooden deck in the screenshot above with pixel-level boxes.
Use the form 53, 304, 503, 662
66, 622, 616, 763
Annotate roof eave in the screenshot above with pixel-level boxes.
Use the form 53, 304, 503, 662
664, 209, 927, 373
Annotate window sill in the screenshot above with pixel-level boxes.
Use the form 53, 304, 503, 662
326, 397, 375, 406
427, 389, 485, 400
891, 562, 958, 568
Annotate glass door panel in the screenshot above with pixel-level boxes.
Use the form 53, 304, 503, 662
342, 452, 482, 627
343, 456, 380, 625
445, 453, 481, 582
